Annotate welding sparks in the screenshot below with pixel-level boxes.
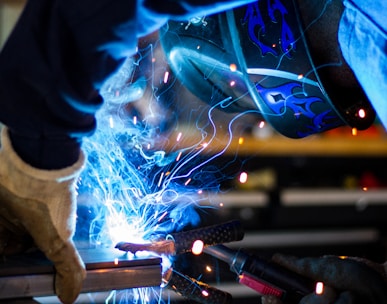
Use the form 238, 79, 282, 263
315, 282, 324, 295
358, 108, 366, 118
176, 132, 182, 142
239, 172, 248, 184
176, 151, 182, 162
229, 63, 237, 72
158, 172, 165, 187
191, 240, 204, 255
158, 211, 168, 222
184, 178, 192, 186
163, 71, 170, 84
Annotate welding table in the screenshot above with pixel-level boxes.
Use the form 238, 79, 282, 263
0, 248, 162, 300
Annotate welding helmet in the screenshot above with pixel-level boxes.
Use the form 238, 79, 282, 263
159, 0, 375, 138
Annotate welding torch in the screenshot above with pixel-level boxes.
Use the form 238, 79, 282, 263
116, 220, 244, 304
116, 220, 244, 256
204, 244, 317, 304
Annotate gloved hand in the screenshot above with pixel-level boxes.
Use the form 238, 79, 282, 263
0, 127, 86, 304
261, 253, 387, 304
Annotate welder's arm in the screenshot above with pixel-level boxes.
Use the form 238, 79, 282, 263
61, 0, 257, 85
261, 254, 387, 304
52, 0, 256, 136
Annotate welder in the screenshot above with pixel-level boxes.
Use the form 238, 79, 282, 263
0, 1, 386, 304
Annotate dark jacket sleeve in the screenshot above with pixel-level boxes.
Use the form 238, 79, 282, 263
0, 0, 254, 168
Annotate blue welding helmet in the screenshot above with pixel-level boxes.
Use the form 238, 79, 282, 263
159, 0, 375, 138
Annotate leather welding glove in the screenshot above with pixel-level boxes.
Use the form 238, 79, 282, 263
0, 127, 86, 304
261, 254, 387, 304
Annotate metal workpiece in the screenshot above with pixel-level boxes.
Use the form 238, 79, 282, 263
0, 248, 162, 300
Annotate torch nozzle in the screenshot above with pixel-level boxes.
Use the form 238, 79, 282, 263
115, 240, 175, 255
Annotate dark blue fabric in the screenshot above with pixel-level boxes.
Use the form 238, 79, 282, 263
0, 0, 254, 169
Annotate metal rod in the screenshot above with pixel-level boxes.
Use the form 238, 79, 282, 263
0, 248, 162, 299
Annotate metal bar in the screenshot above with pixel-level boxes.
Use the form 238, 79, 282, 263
0, 248, 162, 299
